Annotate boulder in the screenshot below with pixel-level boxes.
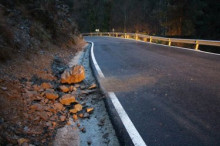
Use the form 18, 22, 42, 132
59, 94, 76, 105
60, 65, 85, 84
45, 91, 59, 100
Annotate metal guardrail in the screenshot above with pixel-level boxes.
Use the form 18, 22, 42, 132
82, 32, 220, 51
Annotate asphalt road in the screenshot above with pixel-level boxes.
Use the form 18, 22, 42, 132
85, 36, 220, 146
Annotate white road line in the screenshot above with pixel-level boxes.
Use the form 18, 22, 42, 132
90, 42, 105, 78
88, 41, 147, 146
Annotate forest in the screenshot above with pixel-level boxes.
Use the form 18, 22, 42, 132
71, 0, 220, 40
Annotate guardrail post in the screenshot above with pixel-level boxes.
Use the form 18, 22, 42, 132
168, 39, 171, 46
195, 41, 199, 50
108, 33, 110, 36
135, 34, 138, 40
116, 33, 118, 37
150, 36, 152, 43
125, 33, 127, 38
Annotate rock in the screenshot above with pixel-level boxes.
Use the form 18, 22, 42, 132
53, 125, 80, 146
45, 91, 59, 100
30, 103, 43, 111
87, 141, 92, 145
74, 84, 80, 88
25, 91, 38, 98
69, 109, 77, 114
83, 113, 90, 118
60, 65, 85, 84
80, 89, 96, 95
74, 104, 83, 112
59, 94, 76, 105
88, 83, 97, 89
59, 85, 69, 93
78, 113, 83, 118
73, 114, 78, 121
32, 85, 41, 91
98, 118, 105, 126
102, 133, 109, 139
41, 82, 52, 89
18, 138, 29, 145
80, 127, 86, 133
46, 121, 52, 127
0, 86, 7, 91
52, 122, 57, 128
69, 86, 77, 91
80, 85, 86, 90
37, 111, 48, 121
54, 103, 64, 111
66, 121, 71, 125
60, 115, 66, 121
86, 108, 94, 113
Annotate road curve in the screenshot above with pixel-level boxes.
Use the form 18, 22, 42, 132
85, 36, 220, 146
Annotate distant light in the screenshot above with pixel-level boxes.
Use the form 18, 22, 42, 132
112, 28, 115, 32
95, 29, 99, 32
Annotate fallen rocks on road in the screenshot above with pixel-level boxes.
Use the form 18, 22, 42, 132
0, 62, 98, 145
61, 65, 85, 84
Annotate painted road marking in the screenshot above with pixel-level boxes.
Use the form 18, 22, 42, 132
89, 41, 147, 146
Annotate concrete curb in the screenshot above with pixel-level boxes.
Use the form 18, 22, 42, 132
87, 42, 136, 146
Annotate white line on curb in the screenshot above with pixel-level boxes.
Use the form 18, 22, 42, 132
88, 41, 147, 146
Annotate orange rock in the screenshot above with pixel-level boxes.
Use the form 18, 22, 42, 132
33, 84, 41, 91
17, 138, 29, 145
59, 94, 76, 105
73, 114, 78, 121
74, 104, 83, 112
88, 83, 97, 89
69, 85, 77, 91
45, 91, 59, 100
66, 121, 71, 125
52, 122, 57, 128
54, 103, 64, 111
41, 82, 52, 89
78, 113, 83, 118
69, 108, 77, 114
59, 85, 69, 93
37, 111, 48, 121
86, 107, 94, 113
30, 103, 43, 111
60, 65, 85, 84
60, 115, 66, 121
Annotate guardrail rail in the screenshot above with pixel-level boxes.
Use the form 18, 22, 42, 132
82, 32, 220, 51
